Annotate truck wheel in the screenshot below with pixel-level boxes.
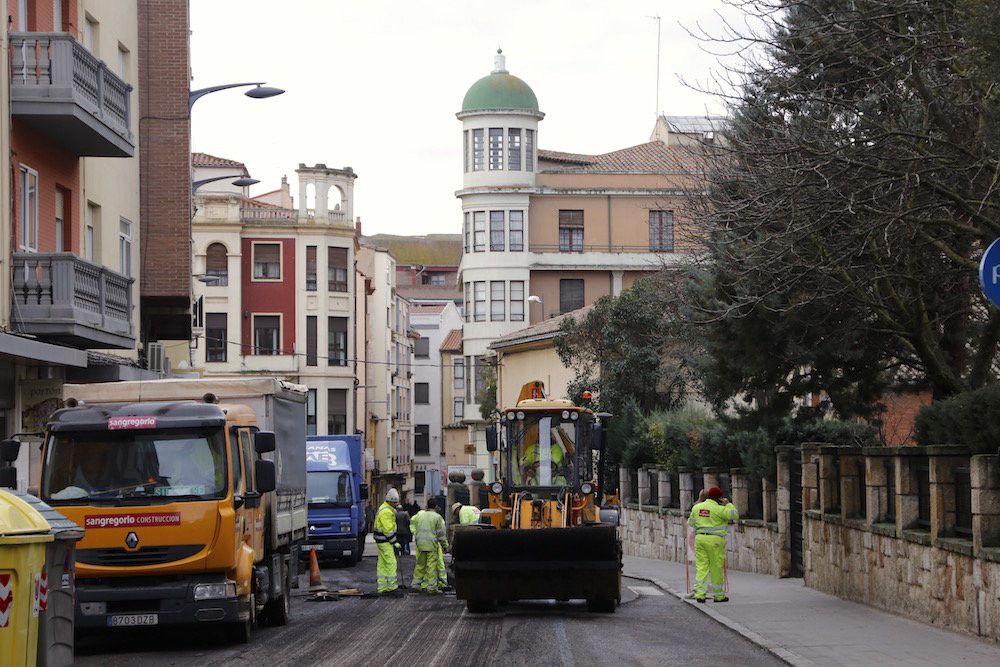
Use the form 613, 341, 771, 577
344, 548, 358, 568
229, 591, 255, 643
265, 560, 291, 626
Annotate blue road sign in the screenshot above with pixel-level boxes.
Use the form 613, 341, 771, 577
979, 237, 1000, 308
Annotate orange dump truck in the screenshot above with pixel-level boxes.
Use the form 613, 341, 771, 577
36, 378, 307, 643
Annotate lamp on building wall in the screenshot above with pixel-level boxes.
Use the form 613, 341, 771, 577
192, 175, 259, 193
527, 295, 544, 320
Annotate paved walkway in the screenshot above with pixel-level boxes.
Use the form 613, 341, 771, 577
624, 555, 1000, 666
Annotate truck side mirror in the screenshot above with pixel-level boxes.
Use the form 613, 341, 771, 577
254, 431, 276, 454
360, 483, 369, 501
255, 460, 276, 493
0, 439, 20, 464
485, 425, 498, 453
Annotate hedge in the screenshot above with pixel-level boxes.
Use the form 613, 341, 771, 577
915, 384, 1000, 455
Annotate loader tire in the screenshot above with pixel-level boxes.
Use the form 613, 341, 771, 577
587, 598, 616, 613
466, 600, 495, 614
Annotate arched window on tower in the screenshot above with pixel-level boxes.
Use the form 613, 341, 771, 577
306, 183, 316, 218
206, 243, 228, 286
328, 185, 346, 218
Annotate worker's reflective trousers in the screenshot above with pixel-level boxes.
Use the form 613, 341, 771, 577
411, 548, 439, 592
376, 542, 398, 593
437, 544, 448, 588
693, 533, 726, 601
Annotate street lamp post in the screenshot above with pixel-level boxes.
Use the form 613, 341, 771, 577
527, 295, 544, 321
185, 81, 284, 369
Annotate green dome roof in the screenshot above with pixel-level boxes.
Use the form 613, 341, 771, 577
461, 71, 539, 113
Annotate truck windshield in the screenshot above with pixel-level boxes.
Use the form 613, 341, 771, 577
307, 471, 353, 507
507, 414, 577, 488
42, 428, 227, 504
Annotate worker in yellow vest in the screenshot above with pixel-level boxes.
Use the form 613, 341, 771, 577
410, 497, 449, 593
688, 486, 739, 602
373, 488, 404, 597
451, 502, 481, 525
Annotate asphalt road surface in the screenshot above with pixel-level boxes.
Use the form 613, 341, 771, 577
75, 550, 780, 666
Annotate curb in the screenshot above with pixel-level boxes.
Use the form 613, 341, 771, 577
624, 571, 810, 667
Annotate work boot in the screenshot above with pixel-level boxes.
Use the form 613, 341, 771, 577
380, 588, 404, 598
695, 596, 706, 603
714, 596, 729, 603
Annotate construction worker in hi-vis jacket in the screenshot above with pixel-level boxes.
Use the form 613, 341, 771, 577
688, 486, 739, 602
373, 488, 403, 596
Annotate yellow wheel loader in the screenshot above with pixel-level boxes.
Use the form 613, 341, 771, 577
451, 381, 621, 613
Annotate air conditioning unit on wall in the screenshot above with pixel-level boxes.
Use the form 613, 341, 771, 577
147, 342, 168, 374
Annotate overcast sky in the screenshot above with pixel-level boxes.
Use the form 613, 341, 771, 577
190, 0, 732, 236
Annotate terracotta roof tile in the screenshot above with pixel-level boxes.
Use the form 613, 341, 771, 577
538, 140, 701, 174
192, 152, 248, 170
491, 305, 593, 349
440, 329, 463, 352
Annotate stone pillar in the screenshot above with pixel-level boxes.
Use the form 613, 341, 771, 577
838, 447, 863, 520
619, 467, 631, 504
678, 468, 695, 512
971, 455, 1000, 552
927, 445, 970, 541
864, 447, 894, 527
702, 467, 724, 495
468, 469, 486, 509
446, 470, 466, 526
817, 445, 840, 515
657, 469, 671, 510
730, 468, 750, 517
637, 467, 650, 506
315, 177, 329, 218
774, 446, 793, 577
800, 444, 821, 511
762, 477, 777, 523
895, 448, 923, 532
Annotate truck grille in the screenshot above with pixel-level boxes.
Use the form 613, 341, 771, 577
76, 544, 203, 567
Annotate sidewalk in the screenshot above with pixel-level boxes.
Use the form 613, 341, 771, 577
624, 555, 1000, 666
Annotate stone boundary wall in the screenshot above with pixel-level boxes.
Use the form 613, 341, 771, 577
803, 512, 1000, 640
621, 505, 783, 576
620, 450, 1000, 641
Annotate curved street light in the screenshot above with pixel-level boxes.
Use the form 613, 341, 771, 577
188, 82, 285, 110
192, 174, 260, 193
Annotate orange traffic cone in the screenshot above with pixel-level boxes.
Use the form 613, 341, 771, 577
308, 548, 325, 592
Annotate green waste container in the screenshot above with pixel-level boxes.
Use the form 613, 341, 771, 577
15, 492, 83, 667
0, 489, 53, 667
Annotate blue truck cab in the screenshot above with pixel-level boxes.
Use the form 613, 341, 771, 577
304, 435, 369, 565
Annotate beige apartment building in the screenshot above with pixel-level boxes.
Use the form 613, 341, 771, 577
456, 50, 712, 476
439, 328, 474, 475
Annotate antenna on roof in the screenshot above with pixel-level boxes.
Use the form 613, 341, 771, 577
647, 15, 661, 118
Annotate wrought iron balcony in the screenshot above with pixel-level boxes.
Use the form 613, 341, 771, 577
9, 33, 134, 157
12, 253, 135, 349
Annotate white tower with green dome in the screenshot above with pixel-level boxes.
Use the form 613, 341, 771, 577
456, 49, 544, 450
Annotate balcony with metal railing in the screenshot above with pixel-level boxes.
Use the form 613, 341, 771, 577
10, 32, 134, 157
12, 253, 135, 349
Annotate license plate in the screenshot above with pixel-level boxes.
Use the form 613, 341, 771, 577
108, 614, 158, 627
301, 544, 323, 551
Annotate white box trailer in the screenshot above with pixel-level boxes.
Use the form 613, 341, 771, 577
62, 377, 308, 553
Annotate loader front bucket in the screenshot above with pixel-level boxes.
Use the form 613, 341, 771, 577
451, 525, 621, 612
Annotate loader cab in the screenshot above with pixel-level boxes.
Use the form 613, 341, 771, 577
498, 403, 596, 496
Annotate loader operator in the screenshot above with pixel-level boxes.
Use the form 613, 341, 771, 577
688, 486, 739, 603
374, 488, 404, 597
515, 421, 569, 486
452, 502, 481, 525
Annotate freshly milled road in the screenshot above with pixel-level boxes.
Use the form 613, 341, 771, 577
75, 549, 779, 666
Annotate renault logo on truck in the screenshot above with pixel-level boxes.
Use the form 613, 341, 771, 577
125, 531, 139, 550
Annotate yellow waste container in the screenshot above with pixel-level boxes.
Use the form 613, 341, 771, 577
0, 490, 53, 667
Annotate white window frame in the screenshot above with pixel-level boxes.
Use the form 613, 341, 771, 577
490, 280, 505, 321
252, 242, 283, 281
117, 43, 129, 81
510, 280, 525, 322
252, 313, 282, 356
509, 210, 524, 252
19, 166, 38, 253
489, 211, 505, 252
453, 358, 465, 390
119, 218, 132, 277
454, 398, 464, 420
474, 281, 486, 322
54, 188, 64, 253
508, 128, 522, 170
83, 14, 98, 55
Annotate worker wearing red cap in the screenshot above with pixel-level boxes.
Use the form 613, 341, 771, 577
688, 486, 739, 602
